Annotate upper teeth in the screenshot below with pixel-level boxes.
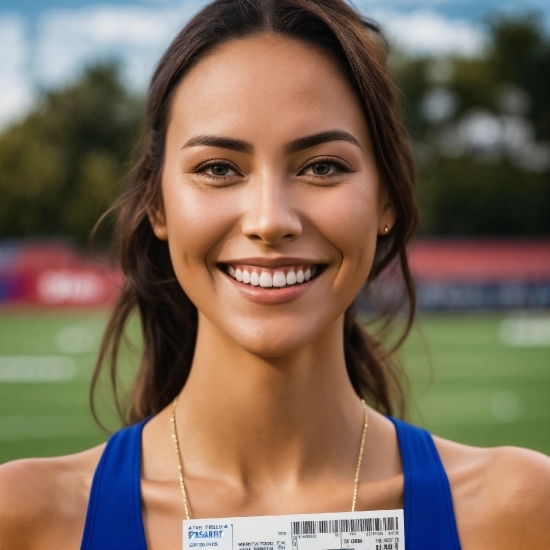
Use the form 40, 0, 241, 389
226, 265, 318, 288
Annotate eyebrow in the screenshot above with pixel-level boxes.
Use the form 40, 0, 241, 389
182, 129, 361, 154
284, 130, 361, 154
182, 135, 252, 153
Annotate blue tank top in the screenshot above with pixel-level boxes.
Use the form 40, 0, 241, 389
80, 417, 461, 550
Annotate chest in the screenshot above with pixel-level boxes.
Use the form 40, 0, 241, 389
141, 477, 404, 550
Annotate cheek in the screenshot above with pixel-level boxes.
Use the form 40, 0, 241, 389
312, 180, 380, 275
161, 178, 235, 277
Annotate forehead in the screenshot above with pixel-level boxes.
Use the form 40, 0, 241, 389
168, 34, 369, 146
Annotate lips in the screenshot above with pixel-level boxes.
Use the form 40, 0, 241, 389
221, 264, 323, 288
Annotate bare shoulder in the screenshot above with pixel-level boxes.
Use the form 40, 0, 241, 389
434, 435, 550, 550
0, 444, 104, 550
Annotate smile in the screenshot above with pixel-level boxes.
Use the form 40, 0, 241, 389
221, 264, 324, 288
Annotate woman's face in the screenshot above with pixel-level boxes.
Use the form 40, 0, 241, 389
153, 34, 394, 357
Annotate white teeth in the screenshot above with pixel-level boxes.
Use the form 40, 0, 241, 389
273, 271, 286, 287
227, 265, 320, 287
259, 272, 273, 287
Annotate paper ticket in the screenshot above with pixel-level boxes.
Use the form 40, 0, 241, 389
184, 509, 404, 550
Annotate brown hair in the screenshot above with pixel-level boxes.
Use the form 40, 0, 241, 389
91, 0, 418, 427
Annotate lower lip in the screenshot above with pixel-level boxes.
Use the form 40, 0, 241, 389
222, 270, 317, 304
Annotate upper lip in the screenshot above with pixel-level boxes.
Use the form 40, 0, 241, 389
219, 257, 327, 268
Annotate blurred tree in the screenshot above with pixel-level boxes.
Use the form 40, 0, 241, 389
0, 63, 144, 244
392, 13, 550, 236
489, 14, 550, 141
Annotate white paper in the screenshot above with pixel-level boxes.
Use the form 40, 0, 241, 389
184, 509, 404, 550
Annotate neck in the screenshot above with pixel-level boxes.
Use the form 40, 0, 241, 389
176, 313, 365, 487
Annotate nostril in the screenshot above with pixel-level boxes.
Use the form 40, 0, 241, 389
245, 232, 297, 244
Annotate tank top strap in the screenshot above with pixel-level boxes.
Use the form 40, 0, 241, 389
80, 419, 150, 550
81, 416, 460, 549
387, 417, 461, 550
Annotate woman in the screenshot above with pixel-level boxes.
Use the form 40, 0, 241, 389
0, 1, 549, 549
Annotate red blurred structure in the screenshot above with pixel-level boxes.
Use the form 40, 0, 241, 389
0, 242, 121, 307
409, 240, 550, 283
408, 239, 550, 310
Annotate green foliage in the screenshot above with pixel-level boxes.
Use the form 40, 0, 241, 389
0, 63, 144, 243
418, 158, 549, 235
392, 13, 550, 236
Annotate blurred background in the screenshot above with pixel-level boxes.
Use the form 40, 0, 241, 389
0, 0, 549, 463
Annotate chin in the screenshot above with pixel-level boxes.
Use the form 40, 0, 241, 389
241, 339, 305, 359
226, 318, 335, 359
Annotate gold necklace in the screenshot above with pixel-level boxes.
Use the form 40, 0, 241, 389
171, 396, 368, 520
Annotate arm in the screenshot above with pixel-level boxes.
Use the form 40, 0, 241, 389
0, 459, 49, 550
480, 447, 550, 550
0, 451, 97, 550
435, 435, 550, 550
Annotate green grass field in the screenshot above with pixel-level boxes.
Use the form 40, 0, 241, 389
0, 310, 548, 464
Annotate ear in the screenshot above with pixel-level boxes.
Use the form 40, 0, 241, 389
377, 190, 396, 236
148, 206, 168, 241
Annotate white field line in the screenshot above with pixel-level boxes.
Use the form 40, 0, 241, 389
56, 325, 98, 354
499, 316, 550, 347
0, 356, 76, 382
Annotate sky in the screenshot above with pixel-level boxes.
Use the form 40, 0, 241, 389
0, 0, 548, 129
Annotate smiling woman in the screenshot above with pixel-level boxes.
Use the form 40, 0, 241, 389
0, 1, 549, 550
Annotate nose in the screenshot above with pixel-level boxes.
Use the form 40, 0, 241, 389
241, 175, 302, 246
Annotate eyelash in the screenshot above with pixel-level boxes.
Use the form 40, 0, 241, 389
299, 157, 350, 179
193, 156, 350, 180
194, 159, 242, 180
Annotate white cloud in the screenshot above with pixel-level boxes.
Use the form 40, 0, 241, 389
0, 3, 487, 130
362, 0, 454, 6
0, 15, 34, 128
35, 5, 201, 89
373, 10, 487, 56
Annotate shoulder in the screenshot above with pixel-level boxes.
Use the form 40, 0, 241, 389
0, 445, 104, 550
434, 435, 550, 550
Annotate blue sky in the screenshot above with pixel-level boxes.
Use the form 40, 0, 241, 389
1, 0, 548, 129
3, 0, 549, 25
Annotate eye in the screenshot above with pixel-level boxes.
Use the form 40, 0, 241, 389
205, 163, 234, 176
195, 160, 240, 179
299, 158, 350, 178
310, 162, 331, 175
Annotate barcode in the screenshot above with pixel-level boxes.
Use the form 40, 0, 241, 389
291, 517, 398, 536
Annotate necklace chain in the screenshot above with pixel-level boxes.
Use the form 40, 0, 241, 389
171, 396, 368, 520
171, 397, 191, 520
